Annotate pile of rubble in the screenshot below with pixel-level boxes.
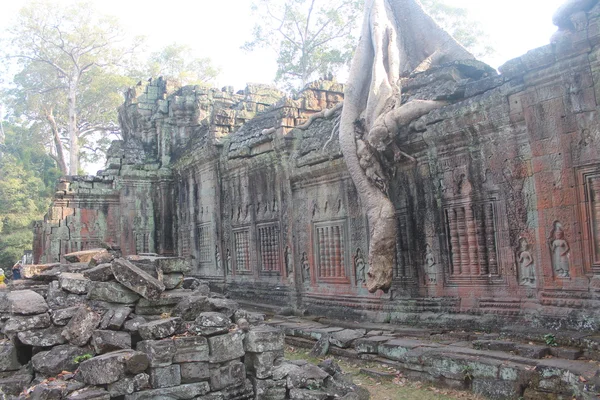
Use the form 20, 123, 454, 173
0, 249, 368, 400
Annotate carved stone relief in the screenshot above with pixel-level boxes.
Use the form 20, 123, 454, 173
354, 248, 366, 286
301, 252, 310, 283
424, 244, 437, 284
549, 221, 570, 278
517, 238, 535, 286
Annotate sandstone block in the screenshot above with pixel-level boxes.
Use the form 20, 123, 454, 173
289, 388, 330, 400
136, 339, 175, 367
180, 362, 210, 383
111, 259, 165, 300
0, 343, 21, 372
20, 263, 59, 279
64, 248, 105, 263
83, 264, 114, 282
47, 281, 87, 309
61, 306, 101, 346
31, 344, 91, 376
149, 364, 180, 388
171, 295, 210, 321
192, 312, 230, 336
98, 306, 131, 330
250, 376, 287, 400
7, 290, 48, 315
4, 313, 51, 334
208, 331, 245, 363
123, 382, 209, 400
124, 316, 147, 333
173, 335, 209, 363
209, 361, 245, 391
65, 387, 110, 399
245, 349, 284, 379
91, 330, 132, 354
18, 326, 67, 347
138, 317, 181, 340
354, 336, 392, 354
244, 326, 285, 352
78, 350, 149, 385
51, 306, 80, 326
163, 273, 184, 289
59, 273, 91, 294
207, 297, 239, 317
329, 329, 364, 348
89, 249, 114, 267
87, 281, 140, 304
107, 373, 150, 397
155, 257, 191, 274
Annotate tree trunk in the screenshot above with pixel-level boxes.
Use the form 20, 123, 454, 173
44, 108, 68, 175
339, 0, 474, 293
68, 76, 79, 175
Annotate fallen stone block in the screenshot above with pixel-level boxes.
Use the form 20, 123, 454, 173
289, 388, 330, 400
78, 350, 149, 385
47, 281, 87, 309
88, 281, 140, 304
59, 273, 91, 294
3, 313, 51, 334
66, 387, 111, 399
136, 339, 175, 367
31, 344, 91, 376
98, 306, 132, 330
154, 257, 191, 274
173, 335, 209, 363
123, 381, 210, 399
89, 249, 114, 267
180, 362, 210, 383
51, 306, 80, 326
83, 264, 114, 282
0, 369, 33, 397
250, 376, 287, 400
163, 273, 184, 289
107, 373, 150, 397
64, 248, 106, 263
245, 349, 284, 379
124, 316, 147, 333
207, 297, 239, 317
61, 306, 102, 346
354, 336, 392, 354
20, 263, 59, 279
209, 361, 245, 391
310, 334, 330, 357
138, 317, 181, 340
192, 312, 230, 336
329, 329, 364, 348
286, 363, 330, 389
111, 259, 165, 300
208, 331, 245, 363
135, 289, 192, 315
17, 326, 67, 347
91, 330, 132, 354
7, 290, 48, 315
172, 295, 211, 320
149, 364, 181, 388
0, 342, 21, 372
244, 326, 285, 352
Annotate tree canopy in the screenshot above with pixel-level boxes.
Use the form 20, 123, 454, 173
146, 43, 221, 87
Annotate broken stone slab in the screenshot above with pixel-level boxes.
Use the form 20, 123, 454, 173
3, 313, 51, 334
51, 306, 80, 326
59, 273, 91, 294
17, 326, 67, 347
124, 316, 147, 333
61, 306, 102, 346
245, 349, 284, 379
31, 344, 91, 376
65, 387, 111, 400
83, 264, 114, 282
329, 329, 365, 348
310, 334, 331, 358
111, 259, 165, 300
0, 342, 21, 372
91, 330, 132, 354
285, 363, 330, 389
20, 263, 60, 279
107, 373, 150, 397
7, 290, 48, 315
138, 317, 181, 340
208, 331, 245, 363
154, 257, 192, 274
234, 309, 266, 325
209, 361, 245, 391
163, 273, 184, 290
136, 339, 175, 367
64, 248, 106, 264
123, 381, 210, 400
354, 336, 393, 354
192, 312, 230, 336
78, 350, 149, 385
249, 376, 287, 400
89, 249, 114, 267
47, 280, 87, 309
180, 362, 210, 384
378, 339, 440, 362
173, 335, 209, 363
171, 295, 211, 320
149, 364, 181, 388
207, 297, 239, 318
244, 326, 285, 352
98, 306, 132, 330
87, 281, 140, 304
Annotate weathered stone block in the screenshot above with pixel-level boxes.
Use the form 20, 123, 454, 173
88, 281, 140, 304
192, 312, 230, 336
65, 387, 111, 399
124, 316, 147, 333
91, 330, 132, 354
155, 257, 191, 274
289, 388, 330, 400
250, 376, 287, 400
354, 336, 392, 354
31, 344, 91, 376
17, 326, 67, 347
172, 295, 210, 321
83, 264, 114, 281
64, 248, 105, 263
245, 349, 284, 379
7, 290, 48, 315
98, 306, 132, 330
78, 350, 149, 385
123, 382, 210, 399
136, 339, 175, 367
173, 335, 209, 363
47, 281, 87, 309
51, 306, 80, 326
244, 327, 285, 352
59, 273, 91, 294
209, 361, 245, 391
163, 273, 184, 289
0, 343, 21, 372
207, 298, 239, 317
111, 259, 165, 300
89, 249, 114, 267
329, 329, 364, 348
61, 306, 101, 346
3, 313, 51, 334
138, 317, 181, 340
107, 373, 150, 397
208, 331, 245, 363
180, 362, 210, 383
149, 364, 181, 388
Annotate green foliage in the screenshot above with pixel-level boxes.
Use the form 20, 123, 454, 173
73, 354, 93, 364
462, 365, 474, 381
146, 43, 220, 87
244, 0, 362, 91
543, 333, 558, 347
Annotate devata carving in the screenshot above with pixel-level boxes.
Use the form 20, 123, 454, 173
424, 244, 437, 284
354, 248, 366, 285
301, 252, 310, 284
339, 0, 473, 292
517, 238, 535, 286
549, 221, 571, 278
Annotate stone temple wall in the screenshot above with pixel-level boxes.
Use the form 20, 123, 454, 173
34, 2, 600, 329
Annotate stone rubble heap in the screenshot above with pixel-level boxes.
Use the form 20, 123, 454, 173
0, 249, 368, 400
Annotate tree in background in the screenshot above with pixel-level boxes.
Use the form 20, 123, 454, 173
244, 0, 363, 91
146, 43, 221, 87
2, 0, 142, 175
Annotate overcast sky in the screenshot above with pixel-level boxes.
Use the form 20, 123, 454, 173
1, 0, 566, 90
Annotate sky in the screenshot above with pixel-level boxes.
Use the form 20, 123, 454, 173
1, 0, 567, 91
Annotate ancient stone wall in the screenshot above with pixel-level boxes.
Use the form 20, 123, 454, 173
34, 2, 600, 330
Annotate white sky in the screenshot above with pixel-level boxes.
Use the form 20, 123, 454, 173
1, 0, 566, 91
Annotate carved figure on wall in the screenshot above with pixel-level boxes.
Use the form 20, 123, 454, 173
301, 252, 310, 283
215, 245, 221, 271
284, 246, 293, 277
225, 249, 232, 275
549, 222, 570, 278
517, 238, 535, 286
354, 248, 366, 285
424, 244, 437, 284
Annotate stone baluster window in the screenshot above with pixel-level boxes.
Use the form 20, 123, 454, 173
195, 224, 212, 263
234, 229, 251, 273
257, 224, 281, 273
313, 221, 348, 283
